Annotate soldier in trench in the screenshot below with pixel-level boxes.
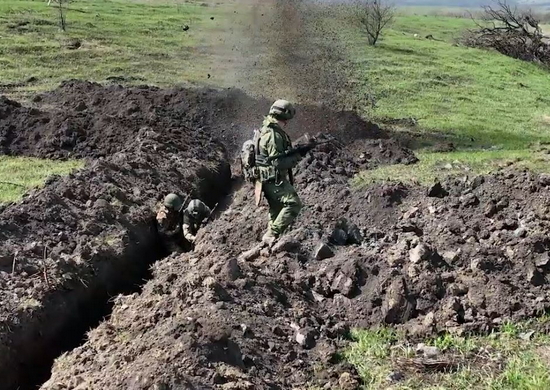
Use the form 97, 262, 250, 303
155, 193, 212, 252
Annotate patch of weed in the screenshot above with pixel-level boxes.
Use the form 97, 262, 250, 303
0, 156, 82, 203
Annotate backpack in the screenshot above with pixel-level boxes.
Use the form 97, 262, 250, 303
240, 129, 261, 182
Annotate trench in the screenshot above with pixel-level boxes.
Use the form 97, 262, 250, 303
17, 233, 166, 390
12, 179, 236, 390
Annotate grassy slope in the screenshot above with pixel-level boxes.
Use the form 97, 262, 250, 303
345, 14, 550, 148
0, 156, 82, 204
347, 319, 550, 390
0, 0, 236, 97
0, 0, 233, 203
336, 12, 550, 184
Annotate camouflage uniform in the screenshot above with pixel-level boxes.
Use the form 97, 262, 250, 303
257, 115, 303, 237
182, 199, 211, 244
155, 204, 188, 252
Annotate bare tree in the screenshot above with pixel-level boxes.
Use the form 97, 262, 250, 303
353, 0, 395, 46
465, 0, 550, 65
50, 0, 70, 31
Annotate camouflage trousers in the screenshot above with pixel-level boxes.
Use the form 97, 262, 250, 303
263, 179, 303, 236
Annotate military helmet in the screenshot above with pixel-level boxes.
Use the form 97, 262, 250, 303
269, 99, 296, 121
163, 193, 183, 211
187, 199, 207, 218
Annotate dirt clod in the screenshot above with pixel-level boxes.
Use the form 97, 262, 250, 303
315, 243, 335, 260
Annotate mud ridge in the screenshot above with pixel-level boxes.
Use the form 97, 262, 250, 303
0, 80, 389, 160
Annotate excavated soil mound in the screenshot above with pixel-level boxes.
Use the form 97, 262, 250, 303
0, 80, 397, 160
42, 140, 550, 389
0, 81, 415, 390
0, 87, 232, 390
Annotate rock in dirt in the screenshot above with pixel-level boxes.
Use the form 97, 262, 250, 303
415, 343, 441, 359
539, 174, 550, 186
347, 224, 363, 244
221, 259, 241, 281
409, 243, 429, 264
471, 175, 485, 189
331, 261, 360, 297
271, 236, 301, 254
315, 243, 335, 260
295, 327, 317, 349
460, 193, 479, 207
442, 250, 460, 263
382, 279, 414, 324
239, 245, 262, 262
338, 372, 360, 390
519, 330, 535, 341
535, 253, 550, 268
330, 228, 348, 246
403, 206, 419, 219
514, 227, 527, 238
409, 242, 442, 266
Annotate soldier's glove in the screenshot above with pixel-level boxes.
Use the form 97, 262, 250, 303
296, 144, 314, 157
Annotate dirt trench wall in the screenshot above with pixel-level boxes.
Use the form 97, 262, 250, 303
40, 142, 550, 389
0, 100, 232, 390
1, 216, 162, 390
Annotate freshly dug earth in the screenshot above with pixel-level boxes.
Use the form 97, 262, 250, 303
0, 79, 387, 160
0, 83, 232, 390
0, 81, 409, 390
42, 136, 550, 389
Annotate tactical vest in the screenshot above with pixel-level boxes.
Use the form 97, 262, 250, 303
256, 123, 293, 184
240, 122, 292, 184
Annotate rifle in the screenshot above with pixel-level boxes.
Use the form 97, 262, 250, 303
178, 194, 191, 214
206, 202, 219, 222
265, 139, 331, 163
198, 202, 219, 229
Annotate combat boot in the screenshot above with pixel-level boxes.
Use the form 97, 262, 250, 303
262, 229, 278, 246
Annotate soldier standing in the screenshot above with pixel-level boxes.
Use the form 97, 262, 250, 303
256, 100, 312, 246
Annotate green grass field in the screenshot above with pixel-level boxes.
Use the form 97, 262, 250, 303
347, 317, 550, 389
343, 14, 550, 149
0, 0, 239, 97
329, 11, 550, 186
0, 156, 82, 204
0, 0, 239, 203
